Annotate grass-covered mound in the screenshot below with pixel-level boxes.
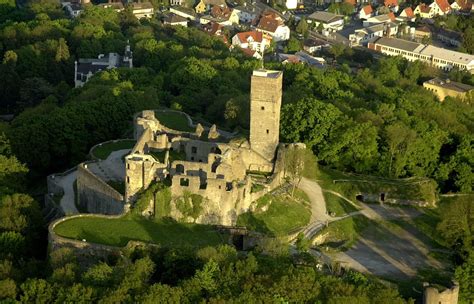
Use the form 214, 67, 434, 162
324, 192, 359, 216
237, 189, 311, 237
316, 215, 371, 251
53, 216, 224, 247
91, 139, 136, 160
155, 111, 194, 132
316, 167, 437, 204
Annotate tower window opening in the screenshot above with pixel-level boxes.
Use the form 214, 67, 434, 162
261, 106, 265, 110
266, 129, 269, 134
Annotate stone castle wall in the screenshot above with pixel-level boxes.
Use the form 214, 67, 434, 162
77, 164, 125, 215
423, 283, 459, 304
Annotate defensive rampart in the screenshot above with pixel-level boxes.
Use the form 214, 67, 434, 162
77, 164, 125, 215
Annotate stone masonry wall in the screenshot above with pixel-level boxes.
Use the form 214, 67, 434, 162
77, 164, 125, 215
249, 70, 283, 162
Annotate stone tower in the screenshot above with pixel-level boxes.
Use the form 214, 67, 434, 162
249, 69, 283, 162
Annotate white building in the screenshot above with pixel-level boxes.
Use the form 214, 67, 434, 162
349, 23, 384, 46
255, 11, 290, 41
368, 37, 474, 73
130, 2, 154, 19
74, 44, 133, 88
358, 5, 373, 19
429, 0, 451, 16
232, 31, 271, 57
307, 11, 344, 31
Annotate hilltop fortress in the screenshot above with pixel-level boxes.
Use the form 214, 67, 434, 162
123, 69, 287, 224
65, 69, 295, 225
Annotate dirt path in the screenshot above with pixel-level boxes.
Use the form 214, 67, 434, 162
295, 184, 447, 279
298, 178, 329, 223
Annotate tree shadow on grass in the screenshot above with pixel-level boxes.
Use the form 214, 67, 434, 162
237, 212, 274, 237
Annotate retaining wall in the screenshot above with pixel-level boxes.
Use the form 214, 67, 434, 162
77, 164, 125, 215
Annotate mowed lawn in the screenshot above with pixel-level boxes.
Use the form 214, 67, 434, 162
91, 139, 136, 160
155, 111, 194, 132
237, 192, 311, 236
54, 216, 225, 247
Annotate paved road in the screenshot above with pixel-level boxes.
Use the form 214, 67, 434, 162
57, 170, 78, 215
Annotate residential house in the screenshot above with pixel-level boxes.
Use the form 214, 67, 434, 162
233, 3, 262, 23
75, 44, 133, 88
255, 11, 290, 41
170, 0, 185, 6
358, 5, 373, 20
63, 2, 83, 18
397, 7, 415, 21
307, 11, 344, 31
429, 0, 451, 15
202, 21, 228, 44
368, 37, 474, 73
303, 38, 330, 53
414, 26, 432, 42
423, 78, 473, 101
200, 6, 239, 25
384, 0, 399, 12
450, 0, 472, 14
195, 0, 226, 14
278, 51, 326, 67
97, 1, 125, 12
349, 23, 385, 46
130, 2, 154, 19
363, 12, 396, 26
414, 3, 433, 18
278, 53, 303, 64
231, 30, 271, 59
170, 6, 198, 21
163, 13, 188, 26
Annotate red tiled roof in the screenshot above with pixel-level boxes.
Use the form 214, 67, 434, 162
384, 0, 398, 7
256, 10, 284, 33
344, 0, 356, 6
435, 0, 451, 12
388, 11, 396, 21
240, 47, 256, 57
455, 0, 472, 10
202, 21, 224, 35
210, 5, 233, 19
284, 55, 301, 64
362, 5, 373, 14
402, 7, 414, 18
236, 30, 264, 43
418, 3, 431, 13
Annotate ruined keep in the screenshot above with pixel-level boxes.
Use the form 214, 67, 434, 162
123, 69, 290, 225
423, 282, 459, 304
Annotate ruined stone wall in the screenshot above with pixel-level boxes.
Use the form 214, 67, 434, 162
249, 70, 283, 162
125, 155, 165, 202
77, 164, 125, 215
423, 283, 459, 304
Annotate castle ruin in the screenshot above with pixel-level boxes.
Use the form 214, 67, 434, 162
71, 69, 297, 225
124, 69, 286, 225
